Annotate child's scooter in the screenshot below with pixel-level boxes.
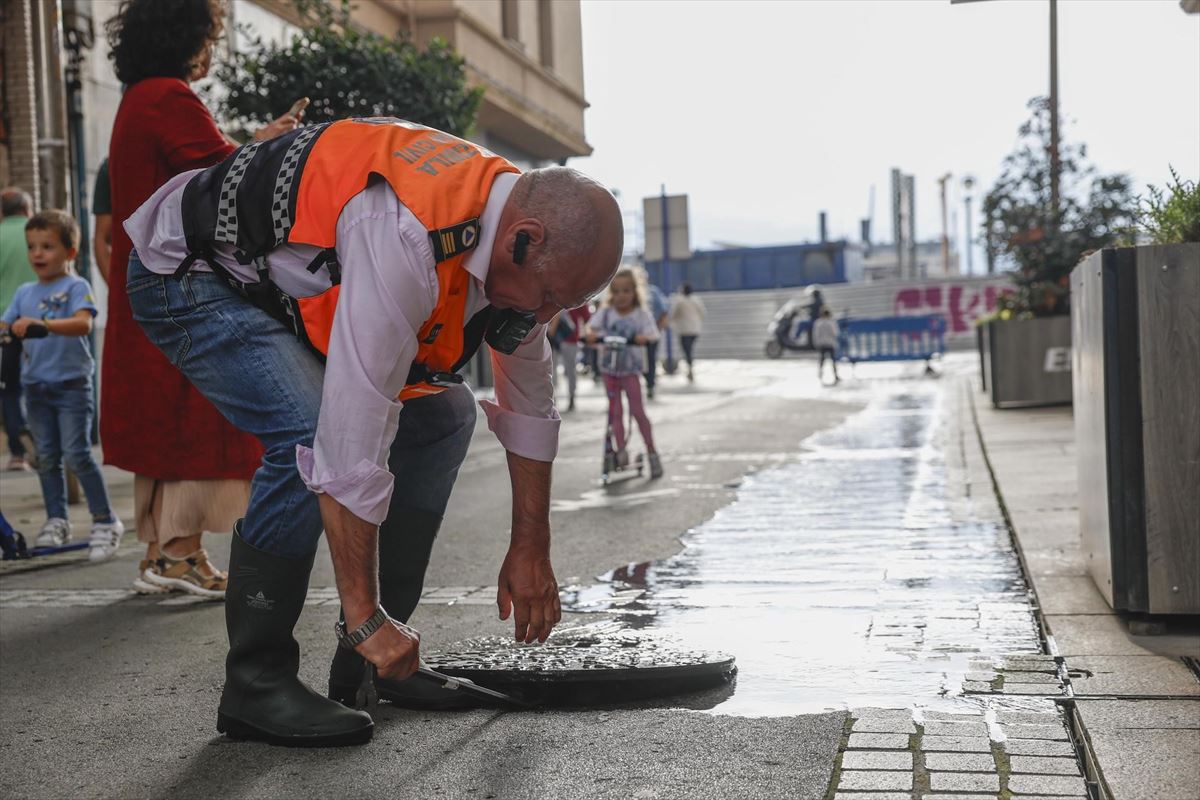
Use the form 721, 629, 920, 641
0, 511, 30, 560
599, 336, 644, 486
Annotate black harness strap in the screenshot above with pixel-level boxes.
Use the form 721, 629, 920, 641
305, 247, 341, 286
175, 251, 323, 360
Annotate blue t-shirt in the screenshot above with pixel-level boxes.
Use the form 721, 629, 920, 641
1, 274, 98, 385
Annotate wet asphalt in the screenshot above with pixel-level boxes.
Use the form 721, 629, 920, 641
1, 359, 859, 800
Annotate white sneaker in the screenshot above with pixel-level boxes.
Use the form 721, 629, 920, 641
88, 518, 125, 562
34, 518, 71, 548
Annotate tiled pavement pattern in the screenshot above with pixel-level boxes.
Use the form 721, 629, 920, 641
829, 706, 1089, 800
822, 383, 1088, 799
0, 585, 497, 609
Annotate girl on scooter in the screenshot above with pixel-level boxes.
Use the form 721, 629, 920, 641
586, 268, 663, 479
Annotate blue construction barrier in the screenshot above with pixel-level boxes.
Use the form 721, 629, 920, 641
838, 314, 946, 364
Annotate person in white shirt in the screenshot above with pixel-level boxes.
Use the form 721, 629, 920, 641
812, 307, 841, 384
669, 281, 706, 382
124, 133, 622, 746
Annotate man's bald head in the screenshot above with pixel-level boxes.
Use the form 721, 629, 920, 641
1, 188, 33, 219
508, 166, 623, 303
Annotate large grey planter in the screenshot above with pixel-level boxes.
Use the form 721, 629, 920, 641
1072, 244, 1200, 615
980, 316, 1073, 408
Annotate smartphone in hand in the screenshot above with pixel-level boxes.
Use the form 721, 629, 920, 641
287, 97, 310, 119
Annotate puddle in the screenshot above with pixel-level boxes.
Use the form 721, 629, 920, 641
561, 382, 1043, 716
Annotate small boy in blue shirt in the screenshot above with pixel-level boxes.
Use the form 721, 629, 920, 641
1, 209, 124, 559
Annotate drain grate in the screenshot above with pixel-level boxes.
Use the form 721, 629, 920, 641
418, 624, 736, 707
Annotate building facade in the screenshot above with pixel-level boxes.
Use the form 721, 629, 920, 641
0, 0, 591, 318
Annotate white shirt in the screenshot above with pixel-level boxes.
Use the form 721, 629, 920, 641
125, 169, 558, 525
669, 293, 706, 336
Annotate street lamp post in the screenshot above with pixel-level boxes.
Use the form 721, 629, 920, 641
962, 176, 975, 276
938, 173, 952, 275
953, 0, 1061, 221
1048, 0, 1061, 223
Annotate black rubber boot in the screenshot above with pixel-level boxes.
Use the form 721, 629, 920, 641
218, 527, 374, 746
328, 508, 476, 709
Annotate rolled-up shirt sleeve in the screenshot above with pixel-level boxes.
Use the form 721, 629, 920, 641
480, 325, 560, 462
295, 188, 436, 524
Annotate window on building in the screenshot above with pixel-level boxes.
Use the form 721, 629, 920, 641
501, 0, 519, 43
538, 0, 554, 69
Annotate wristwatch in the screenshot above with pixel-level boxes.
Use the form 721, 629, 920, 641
335, 606, 388, 650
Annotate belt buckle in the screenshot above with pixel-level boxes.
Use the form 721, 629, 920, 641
427, 371, 464, 387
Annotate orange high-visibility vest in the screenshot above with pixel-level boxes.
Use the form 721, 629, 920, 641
179, 118, 519, 400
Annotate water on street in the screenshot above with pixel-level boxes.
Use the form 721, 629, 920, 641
564, 366, 1045, 715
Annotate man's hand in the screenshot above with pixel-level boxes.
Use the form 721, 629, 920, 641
497, 543, 561, 643
355, 616, 421, 680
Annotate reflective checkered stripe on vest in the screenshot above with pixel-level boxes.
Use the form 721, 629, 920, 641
179, 117, 519, 400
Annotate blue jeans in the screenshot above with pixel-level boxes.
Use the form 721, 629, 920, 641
125, 251, 476, 559
24, 377, 113, 521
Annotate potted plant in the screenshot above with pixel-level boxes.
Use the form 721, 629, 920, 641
1072, 168, 1199, 615
977, 97, 1135, 408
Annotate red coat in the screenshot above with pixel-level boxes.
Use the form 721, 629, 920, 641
102, 78, 262, 480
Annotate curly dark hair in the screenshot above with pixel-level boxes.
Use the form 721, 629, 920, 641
106, 0, 225, 85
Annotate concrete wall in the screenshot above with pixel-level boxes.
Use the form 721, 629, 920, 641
682, 274, 1013, 360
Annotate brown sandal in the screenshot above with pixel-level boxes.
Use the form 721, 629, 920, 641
143, 549, 227, 598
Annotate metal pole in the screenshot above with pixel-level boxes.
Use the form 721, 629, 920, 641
1049, 0, 1060, 224
62, 7, 99, 440
938, 174, 951, 275
659, 185, 674, 367
962, 176, 975, 276
965, 196, 973, 276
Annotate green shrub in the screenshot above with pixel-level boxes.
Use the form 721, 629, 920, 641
1137, 167, 1200, 245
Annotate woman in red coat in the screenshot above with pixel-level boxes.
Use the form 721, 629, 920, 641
104, 0, 297, 596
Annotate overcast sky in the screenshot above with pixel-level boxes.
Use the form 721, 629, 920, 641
572, 0, 1200, 270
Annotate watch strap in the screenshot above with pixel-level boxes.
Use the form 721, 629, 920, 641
335, 606, 388, 650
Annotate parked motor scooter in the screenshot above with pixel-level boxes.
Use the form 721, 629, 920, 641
764, 300, 814, 358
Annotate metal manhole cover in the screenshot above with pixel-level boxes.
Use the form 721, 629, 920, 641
421, 625, 736, 707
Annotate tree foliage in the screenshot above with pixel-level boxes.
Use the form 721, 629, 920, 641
982, 97, 1134, 317
210, 0, 482, 139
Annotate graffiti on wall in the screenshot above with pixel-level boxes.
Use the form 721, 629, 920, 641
892, 283, 1009, 336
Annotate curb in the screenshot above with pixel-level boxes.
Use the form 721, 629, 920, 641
963, 378, 1111, 800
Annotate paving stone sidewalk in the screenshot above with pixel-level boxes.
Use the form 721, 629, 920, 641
969, 378, 1200, 800
824, 377, 1089, 800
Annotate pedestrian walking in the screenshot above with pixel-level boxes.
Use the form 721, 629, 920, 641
586, 268, 664, 478
0, 188, 36, 471
669, 281, 705, 382
103, 0, 299, 597
125, 117, 622, 746
548, 305, 590, 411
813, 307, 841, 384
0, 211, 124, 559
643, 280, 669, 398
